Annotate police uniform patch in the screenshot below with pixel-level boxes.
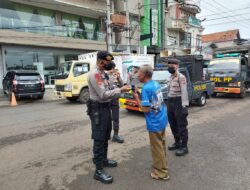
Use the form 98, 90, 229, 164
95, 73, 103, 86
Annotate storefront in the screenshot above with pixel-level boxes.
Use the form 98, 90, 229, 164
0, 1, 106, 89
0, 1, 105, 41
0, 45, 87, 89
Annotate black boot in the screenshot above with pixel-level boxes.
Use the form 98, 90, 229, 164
175, 147, 189, 156
112, 134, 124, 143
168, 142, 181, 151
103, 159, 118, 167
94, 169, 113, 184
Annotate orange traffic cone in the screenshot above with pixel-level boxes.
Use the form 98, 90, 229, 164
10, 92, 18, 107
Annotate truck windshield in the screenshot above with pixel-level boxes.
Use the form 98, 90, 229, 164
55, 62, 72, 79
208, 59, 240, 73
153, 71, 171, 82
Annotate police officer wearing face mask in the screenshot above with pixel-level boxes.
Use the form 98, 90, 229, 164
166, 58, 189, 156
87, 51, 131, 184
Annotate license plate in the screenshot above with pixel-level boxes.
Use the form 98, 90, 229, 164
215, 87, 224, 91
126, 102, 135, 106
25, 84, 35, 87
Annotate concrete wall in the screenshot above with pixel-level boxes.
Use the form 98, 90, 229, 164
114, 0, 143, 52
215, 41, 235, 48
62, 0, 106, 10
189, 27, 203, 54
0, 47, 3, 89
0, 30, 106, 51
115, 0, 144, 16
167, 4, 177, 19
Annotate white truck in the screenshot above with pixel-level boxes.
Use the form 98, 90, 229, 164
54, 52, 154, 103
78, 52, 155, 82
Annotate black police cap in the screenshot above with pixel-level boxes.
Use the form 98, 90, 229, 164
97, 51, 114, 61
168, 58, 180, 65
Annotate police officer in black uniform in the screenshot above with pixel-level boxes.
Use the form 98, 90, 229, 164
106, 62, 125, 143
87, 51, 130, 184
165, 58, 189, 156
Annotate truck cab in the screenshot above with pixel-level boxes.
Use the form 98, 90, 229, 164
207, 53, 249, 98
54, 60, 90, 103
156, 67, 214, 107
119, 55, 215, 112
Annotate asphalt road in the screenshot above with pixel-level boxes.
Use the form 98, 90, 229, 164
0, 94, 250, 190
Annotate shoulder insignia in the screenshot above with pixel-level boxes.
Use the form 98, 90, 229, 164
95, 73, 103, 86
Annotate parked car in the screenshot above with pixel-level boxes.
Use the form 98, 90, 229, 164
2, 70, 45, 100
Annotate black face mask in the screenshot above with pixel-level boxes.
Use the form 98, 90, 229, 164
103, 62, 113, 71
168, 67, 176, 74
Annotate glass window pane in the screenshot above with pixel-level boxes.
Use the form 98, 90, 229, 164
0, 2, 102, 40
16, 75, 40, 81
0, 2, 55, 34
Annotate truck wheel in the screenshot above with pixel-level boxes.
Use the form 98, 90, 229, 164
66, 97, 78, 102
79, 88, 89, 104
197, 93, 207, 106
211, 92, 217, 97
37, 95, 44, 100
239, 85, 246, 98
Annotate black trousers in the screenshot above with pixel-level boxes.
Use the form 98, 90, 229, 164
167, 97, 189, 147
111, 98, 120, 134
90, 101, 112, 170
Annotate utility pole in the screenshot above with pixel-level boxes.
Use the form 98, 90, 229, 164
125, 0, 131, 53
138, 1, 141, 54
162, 0, 166, 50
106, 0, 112, 52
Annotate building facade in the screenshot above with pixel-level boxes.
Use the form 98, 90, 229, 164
202, 29, 241, 60
111, 0, 164, 57
0, 0, 107, 89
101, 0, 203, 62
165, 0, 203, 55
202, 29, 241, 48
111, 0, 143, 53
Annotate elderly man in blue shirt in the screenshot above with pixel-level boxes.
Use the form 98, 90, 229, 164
132, 64, 169, 181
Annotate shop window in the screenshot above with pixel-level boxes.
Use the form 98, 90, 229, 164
62, 13, 102, 40
0, 2, 102, 41
0, 2, 56, 34
167, 36, 177, 46
4, 47, 81, 85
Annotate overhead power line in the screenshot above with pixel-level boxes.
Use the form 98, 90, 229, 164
204, 18, 250, 26
198, 6, 250, 18
210, 0, 250, 24
201, 0, 250, 30
205, 12, 250, 22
